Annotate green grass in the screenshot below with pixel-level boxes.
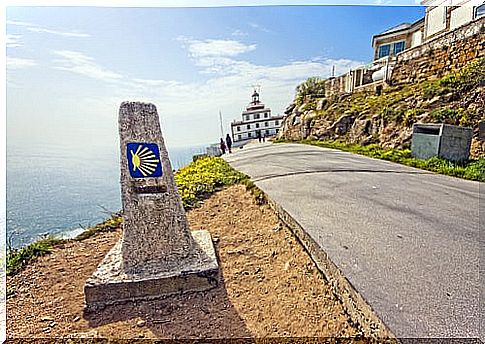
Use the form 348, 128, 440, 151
7, 236, 63, 276
7, 215, 122, 277
289, 139, 485, 182
74, 214, 122, 241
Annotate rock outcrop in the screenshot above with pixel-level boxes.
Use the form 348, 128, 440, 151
277, 58, 484, 158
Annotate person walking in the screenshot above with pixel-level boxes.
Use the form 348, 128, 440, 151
225, 134, 233, 153
257, 131, 262, 143
220, 138, 227, 155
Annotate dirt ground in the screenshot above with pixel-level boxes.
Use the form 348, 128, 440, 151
7, 184, 361, 340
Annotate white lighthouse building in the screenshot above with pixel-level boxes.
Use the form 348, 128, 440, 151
230, 89, 284, 143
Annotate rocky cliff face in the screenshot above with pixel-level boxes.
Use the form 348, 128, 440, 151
278, 58, 485, 158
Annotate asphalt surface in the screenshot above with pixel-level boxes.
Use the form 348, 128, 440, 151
224, 142, 483, 340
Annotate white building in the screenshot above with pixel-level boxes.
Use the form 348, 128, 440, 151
231, 90, 284, 143
422, 0, 484, 40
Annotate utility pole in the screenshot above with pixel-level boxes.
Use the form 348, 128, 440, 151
219, 110, 224, 138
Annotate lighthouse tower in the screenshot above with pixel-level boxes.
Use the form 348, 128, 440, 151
230, 89, 284, 143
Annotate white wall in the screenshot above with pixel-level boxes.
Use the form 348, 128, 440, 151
344, 72, 353, 93
411, 29, 423, 47
426, 6, 447, 37
242, 110, 271, 121
234, 128, 279, 141
450, 5, 474, 30
232, 118, 282, 141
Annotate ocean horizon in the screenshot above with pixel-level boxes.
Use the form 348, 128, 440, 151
6, 142, 208, 248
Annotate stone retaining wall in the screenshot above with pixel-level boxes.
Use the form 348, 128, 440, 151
390, 17, 485, 85
324, 75, 346, 97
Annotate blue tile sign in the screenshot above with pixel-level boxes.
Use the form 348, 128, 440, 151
127, 142, 163, 178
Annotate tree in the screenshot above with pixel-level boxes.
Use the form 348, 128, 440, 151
295, 77, 326, 106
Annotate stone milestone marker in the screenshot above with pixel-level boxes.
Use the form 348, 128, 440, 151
84, 102, 219, 310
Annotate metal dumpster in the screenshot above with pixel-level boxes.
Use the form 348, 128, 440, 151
411, 123, 472, 162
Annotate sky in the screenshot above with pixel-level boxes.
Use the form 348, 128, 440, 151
6, 5, 425, 149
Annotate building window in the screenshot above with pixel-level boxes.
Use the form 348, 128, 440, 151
264, 112, 268, 118
476, 3, 485, 18
276, 129, 279, 133
393, 41, 405, 55
254, 113, 260, 119
265, 122, 269, 127
265, 129, 269, 135
238, 134, 241, 140
256, 123, 259, 128
275, 120, 279, 126
237, 126, 240, 131
245, 115, 250, 121
378, 44, 391, 58
248, 132, 252, 138
247, 124, 250, 129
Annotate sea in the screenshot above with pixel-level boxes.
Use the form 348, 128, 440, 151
6, 142, 207, 248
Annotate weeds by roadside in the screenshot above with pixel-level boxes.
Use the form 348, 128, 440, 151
282, 139, 484, 182
240, 179, 267, 205
175, 156, 249, 208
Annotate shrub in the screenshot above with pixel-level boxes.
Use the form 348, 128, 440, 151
295, 77, 326, 106
175, 156, 248, 208
381, 107, 405, 121
434, 58, 484, 93
422, 82, 450, 100
439, 74, 458, 88
403, 109, 425, 127
452, 58, 485, 92
430, 108, 459, 123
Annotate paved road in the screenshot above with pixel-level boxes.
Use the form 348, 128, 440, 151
225, 143, 483, 339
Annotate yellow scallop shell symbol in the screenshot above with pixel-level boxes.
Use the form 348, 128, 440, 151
130, 145, 160, 177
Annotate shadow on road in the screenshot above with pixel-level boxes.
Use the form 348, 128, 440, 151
252, 169, 434, 182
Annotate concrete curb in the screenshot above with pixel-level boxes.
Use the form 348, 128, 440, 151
262, 191, 397, 340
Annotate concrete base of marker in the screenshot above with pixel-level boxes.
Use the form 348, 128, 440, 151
84, 230, 219, 311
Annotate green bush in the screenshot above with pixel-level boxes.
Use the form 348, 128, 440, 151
450, 58, 485, 92
430, 108, 459, 122
427, 107, 477, 127
403, 109, 425, 127
423, 83, 443, 100
174, 156, 248, 208
438, 74, 458, 88
295, 77, 326, 106
432, 58, 484, 93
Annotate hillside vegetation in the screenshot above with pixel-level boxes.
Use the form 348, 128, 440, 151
278, 58, 485, 158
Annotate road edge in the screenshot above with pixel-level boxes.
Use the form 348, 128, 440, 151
265, 192, 397, 340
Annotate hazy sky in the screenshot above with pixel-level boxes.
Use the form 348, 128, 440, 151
6, 5, 425, 148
